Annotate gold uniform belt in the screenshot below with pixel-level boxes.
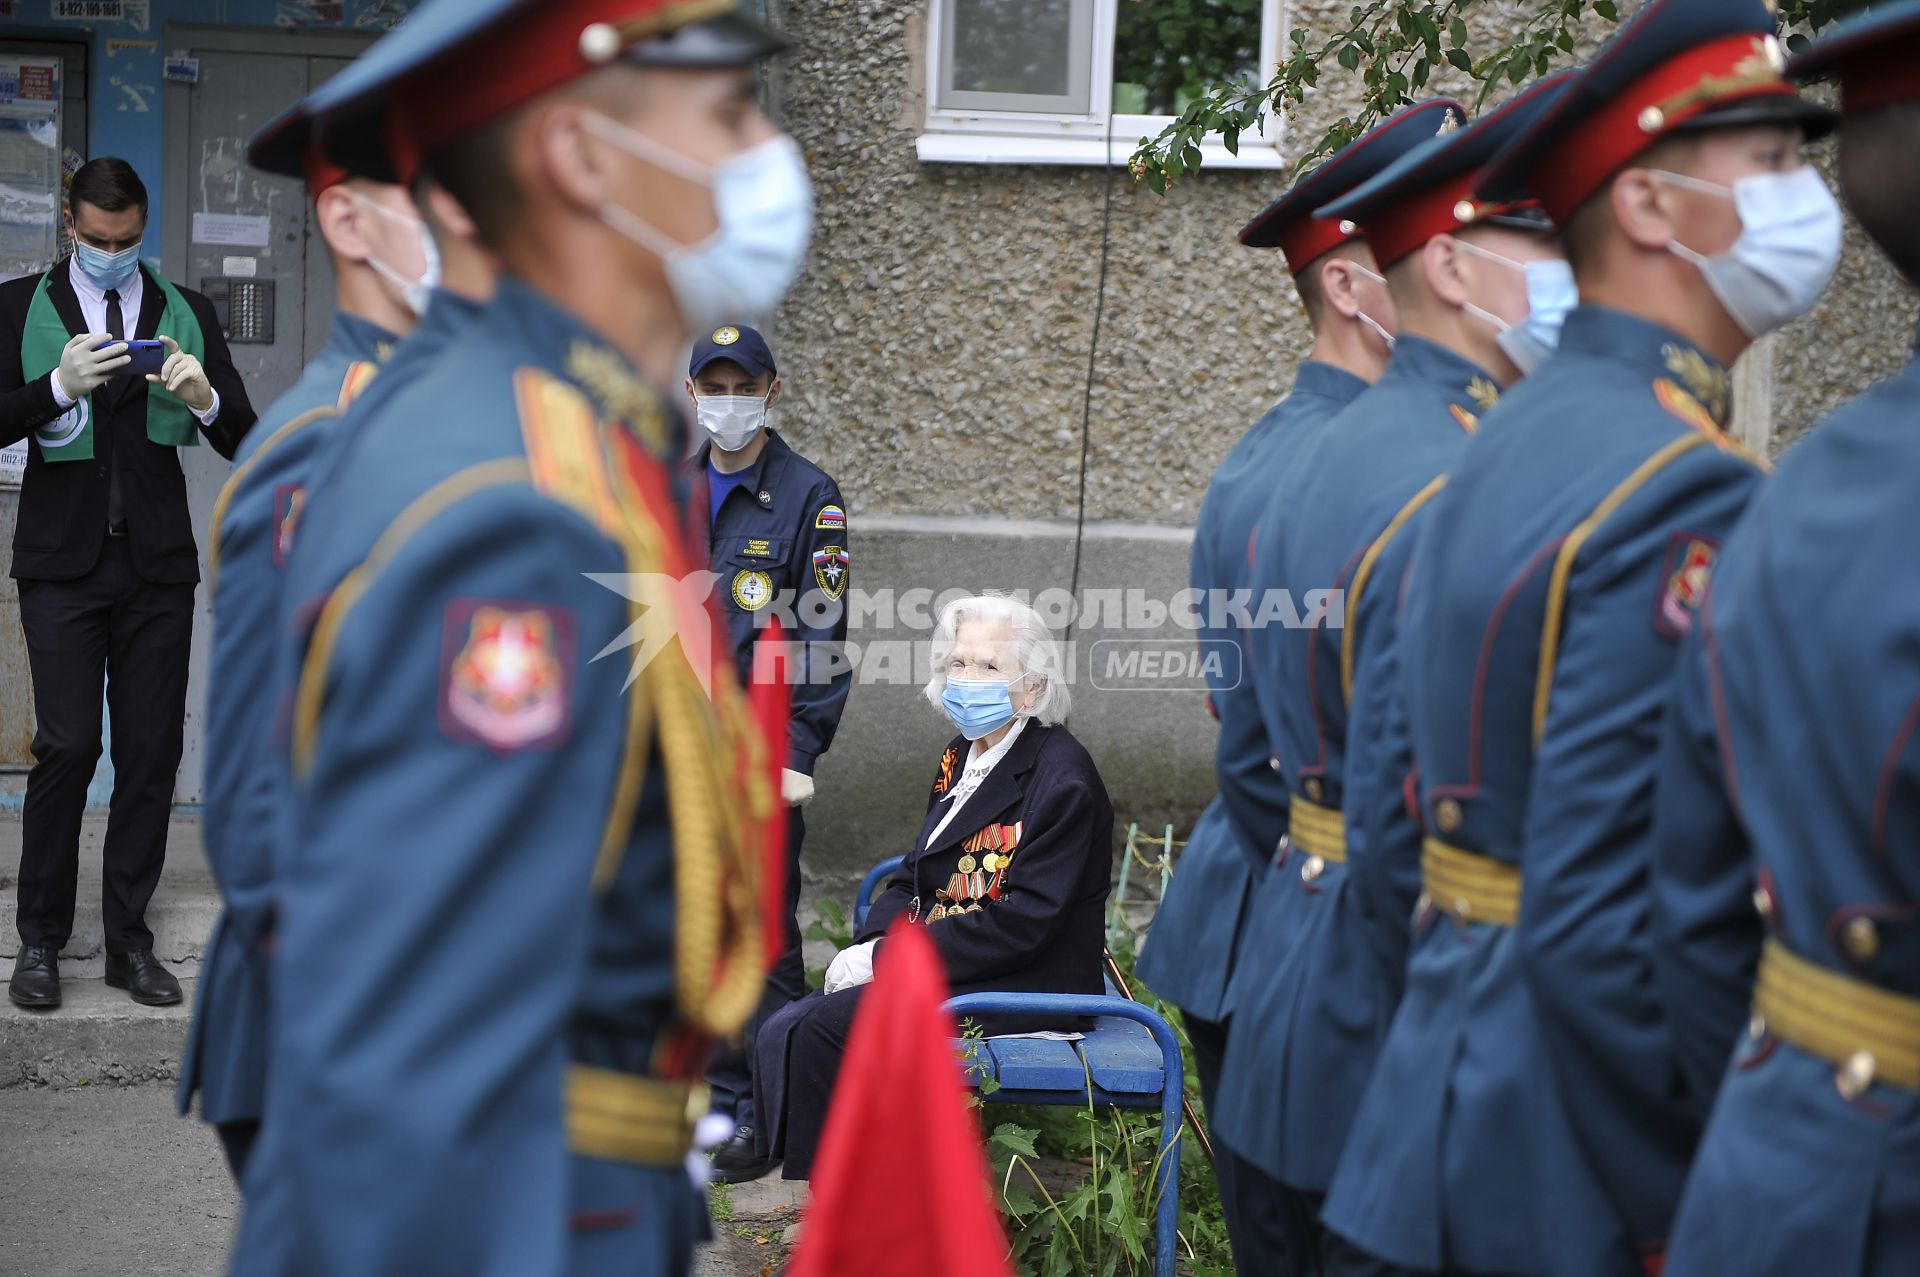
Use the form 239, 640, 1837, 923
1421, 838, 1522, 927
1289, 797, 1348, 864
1754, 939, 1920, 1092
566, 1065, 703, 1166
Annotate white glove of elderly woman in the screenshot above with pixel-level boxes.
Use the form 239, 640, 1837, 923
822, 938, 878, 995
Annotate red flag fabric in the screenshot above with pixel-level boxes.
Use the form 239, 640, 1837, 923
748, 619, 790, 968
787, 921, 1015, 1277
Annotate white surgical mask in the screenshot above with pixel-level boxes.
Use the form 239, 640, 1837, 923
1454, 240, 1577, 375
1347, 263, 1398, 350
583, 114, 815, 334
354, 193, 441, 317
697, 393, 769, 453
1653, 166, 1842, 339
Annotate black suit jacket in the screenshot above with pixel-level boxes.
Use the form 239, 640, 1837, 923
859, 721, 1115, 999
1, 260, 255, 583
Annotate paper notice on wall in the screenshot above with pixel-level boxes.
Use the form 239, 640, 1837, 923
51, 0, 148, 28
1, 441, 26, 488
0, 57, 62, 282
193, 212, 272, 248
222, 255, 258, 278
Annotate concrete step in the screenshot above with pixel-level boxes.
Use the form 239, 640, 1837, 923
0, 814, 218, 976
1, 976, 193, 1089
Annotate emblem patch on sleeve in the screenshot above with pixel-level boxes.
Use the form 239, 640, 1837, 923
811, 546, 849, 600
731, 568, 775, 611
272, 483, 307, 570
439, 602, 574, 751
1654, 534, 1719, 639
814, 504, 846, 531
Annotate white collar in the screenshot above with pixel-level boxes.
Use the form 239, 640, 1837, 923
942, 716, 1028, 802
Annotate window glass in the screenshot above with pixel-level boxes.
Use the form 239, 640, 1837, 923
1112, 0, 1263, 116
950, 0, 1075, 97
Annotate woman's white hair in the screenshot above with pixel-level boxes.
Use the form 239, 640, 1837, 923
923, 591, 1071, 726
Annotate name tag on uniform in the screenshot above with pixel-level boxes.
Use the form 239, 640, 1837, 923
744, 538, 772, 557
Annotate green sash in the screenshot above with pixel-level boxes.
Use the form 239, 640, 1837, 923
21, 267, 206, 461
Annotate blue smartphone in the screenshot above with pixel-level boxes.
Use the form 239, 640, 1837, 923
121, 339, 167, 378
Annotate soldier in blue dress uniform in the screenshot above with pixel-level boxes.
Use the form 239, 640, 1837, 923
683, 322, 855, 1182
1222, 74, 1577, 1277
1652, 6, 1920, 1272
1320, 3, 1838, 1273
222, 4, 805, 1275
1133, 122, 1403, 1269
177, 99, 424, 1182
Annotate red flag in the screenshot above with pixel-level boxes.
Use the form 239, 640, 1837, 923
788, 921, 1015, 1277
748, 620, 790, 969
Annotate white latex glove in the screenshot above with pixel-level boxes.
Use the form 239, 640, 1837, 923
781, 767, 814, 807
148, 334, 214, 412
54, 331, 129, 400
823, 939, 878, 995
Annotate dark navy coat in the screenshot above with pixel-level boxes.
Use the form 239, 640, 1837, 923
1216, 336, 1490, 1188
1137, 361, 1366, 1023
227, 278, 764, 1277
1656, 353, 1920, 1277
1323, 307, 1765, 1276
178, 310, 390, 1131
688, 432, 849, 776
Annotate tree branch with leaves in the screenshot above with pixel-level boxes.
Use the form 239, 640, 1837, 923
1127, 0, 1872, 193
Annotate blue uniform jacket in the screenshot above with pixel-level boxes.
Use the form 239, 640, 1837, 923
1136, 361, 1366, 1023
1215, 336, 1489, 1186
227, 278, 765, 1277
1323, 307, 1765, 1276
1656, 354, 1920, 1277
689, 432, 850, 775
178, 310, 391, 1130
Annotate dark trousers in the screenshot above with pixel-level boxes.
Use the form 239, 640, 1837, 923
753, 984, 864, 1181
1186, 1012, 1318, 1277
707, 804, 807, 1128
15, 538, 194, 952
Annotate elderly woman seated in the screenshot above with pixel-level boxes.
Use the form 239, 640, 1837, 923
746, 591, 1114, 1182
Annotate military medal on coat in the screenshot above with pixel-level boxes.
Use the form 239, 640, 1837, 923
928, 821, 1023, 922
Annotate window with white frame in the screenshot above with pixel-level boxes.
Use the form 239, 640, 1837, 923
918, 0, 1288, 168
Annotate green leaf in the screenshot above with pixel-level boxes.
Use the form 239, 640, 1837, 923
1450, 15, 1469, 46
1594, 0, 1618, 16
1146, 167, 1167, 195
990, 1123, 1041, 1159
1338, 42, 1361, 70
1446, 46, 1472, 72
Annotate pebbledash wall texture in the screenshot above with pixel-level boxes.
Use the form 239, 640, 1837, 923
755, 2, 1920, 884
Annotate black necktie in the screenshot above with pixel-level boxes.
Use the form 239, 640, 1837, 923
104, 287, 125, 530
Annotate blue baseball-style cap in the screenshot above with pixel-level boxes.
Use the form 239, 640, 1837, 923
306, 0, 784, 185
1319, 69, 1579, 269
689, 324, 777, 380
1238, 99, 1466, 273
1475, 0, 1834, 226
1787, 0, 1920, 111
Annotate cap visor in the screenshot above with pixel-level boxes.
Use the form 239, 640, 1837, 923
1670, 95, 1838, 142
625, 13, 787, 67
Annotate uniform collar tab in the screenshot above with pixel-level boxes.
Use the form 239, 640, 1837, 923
1559, 304, 1734, 426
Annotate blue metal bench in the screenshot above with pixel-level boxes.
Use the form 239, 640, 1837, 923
852, 855, 1184, 1277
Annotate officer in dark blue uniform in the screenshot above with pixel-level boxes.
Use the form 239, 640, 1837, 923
1652, 7, 1920, 1271
1321, 4, 1837, 1274
224, 4, 804, 1274
684, 322, 853, 1181
179, 100, 422, 1180
1133, 118, 1421, 1272
1224, 75, 1577, 1277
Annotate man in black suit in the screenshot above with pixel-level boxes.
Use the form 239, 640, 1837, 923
2, 157, 254, 1010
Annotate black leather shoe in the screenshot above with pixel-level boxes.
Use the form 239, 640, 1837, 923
709, 1124, 780, 1184
104, 949, 182, 1007
8, 946, 61, 1010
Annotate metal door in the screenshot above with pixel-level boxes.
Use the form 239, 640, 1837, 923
162, 28, 374, 802
0, 39, 88, 776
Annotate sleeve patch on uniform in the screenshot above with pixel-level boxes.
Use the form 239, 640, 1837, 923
811, 545, 849, 600
814, 504, 846, 531
1653, 533, 1719, 640
439, 601, 575, 752
271, 483, 307, 570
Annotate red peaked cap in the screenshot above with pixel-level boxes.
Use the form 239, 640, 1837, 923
1318, 70, 1579, 271
1475, 0, 1834, 227
1238, 99, 1464, 276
